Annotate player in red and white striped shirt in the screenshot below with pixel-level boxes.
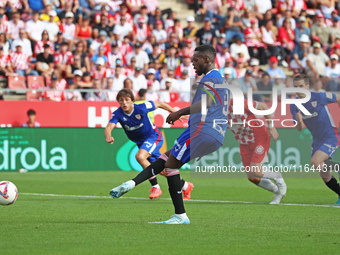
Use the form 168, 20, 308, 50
10, 42, 39, 76
112, 3, 133, 25
91, 57, 111, 89
133, 17, 150, 44
60, 12, 76, 50
42, 74, 66, 102
54, 42, 74, 73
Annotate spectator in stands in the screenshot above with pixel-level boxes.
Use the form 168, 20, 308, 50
167, 18, 183, 43
42, 74, 66, 101
129, 66, 147, 91
178, 69, 190, 102
199, 0, 223, 21
25, 11, 44, 45
0, 14, 10, 39
11, 42, 38, 76
146, 68, 160, 91
76, 15, 92, 50
94, 6, 113, 25
113, 3, 133, 26
325, 54, 340, 91
142, 34, 157, 54
248, 58, 264, 78
9, 12, 24, 40
66, 81, 83, 101
67, 53, 89, 80
28, 0, 45, 12
311, 13, 331, 48
133, 6, 149, 25
44, 10, 59, 42
273, 75, 285, 95
90, 30, 111, 57
306, 42, 330, 78
0, 33, 9, 55
277, 10, 296, 30
58, 1, 81, 22
0, 46, 14, 76
158, 78, 178, 102
22, 109, 41, 127
266, 56, 286, 78
54, 31, 65, 53
106, 76, 116, 101
294, 16, 311, 44
311, 78, 326, 92
238, 69, 261, 101
134, 17, 150, 44
107, 42, 124, 70
256, 72, 273, 102
73, 41, 90, 72
36, 43, 54, 77
163, 45, 180, 70
11, 28, 32, 57
148, 7, 165, 31
330, 17, 340, 44
223, 7, 245, 43
183, 16, 198, 45
86, 79, 108, 101
39, 4, 60, 23
113, 16, 133, 43
91, 46, 108, 67
175, 53, 195, 77
60, 12, 76, 51
230, 34, 250, 62
78, 0, 94, 18
195, 17, 217, 47
224, 67, 233, 82
160, 67, 179, 90
93, 14, 113, 41
54, 42, 74, 74
75, 71, 93, 89
255, 0, 272, 15
145, 82, 160, 101
34, 30, 54, 57
219, 56, 236, 79
277, 18, 295, 57
126, 42, 149, 71
123, 77, 133, 90
112, 65, 126, 91
91, 57, 110, 89
244, 18, 267, 65
152, 20, 167, 46
290, 34, 310, 72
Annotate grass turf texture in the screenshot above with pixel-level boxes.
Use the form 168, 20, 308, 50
1, 171, 339, 255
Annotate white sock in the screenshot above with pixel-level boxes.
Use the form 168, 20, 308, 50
262, 170, 283, 180
126, 180, 135, 188
152, 184, 160, 189
176, 213, 187, 218
258, 179, 278, 193
182, 181, 188, 191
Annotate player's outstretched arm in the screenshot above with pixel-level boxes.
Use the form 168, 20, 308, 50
166, 97, 213, 125
104, 122, 115, 144
257, 102, 279, 141
153, 101, 177, 113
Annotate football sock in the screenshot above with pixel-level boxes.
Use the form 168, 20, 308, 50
148, 176, 158, 186
132, 157, 166, 186
167, 173, 185, 214
176, 212, 188, 218
182, 180, 188, 191
325, 176, 340, 196
126, 180, 135, 188
324, 159, 340, 174
258, 179, 278, 193
262, 171, 283, 181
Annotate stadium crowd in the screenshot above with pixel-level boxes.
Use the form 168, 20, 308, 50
1, 0, 340, 102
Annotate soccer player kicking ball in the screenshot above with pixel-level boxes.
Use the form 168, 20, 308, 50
227, 98, 287, 204
291, 73, 340, 205
110, 45, 230, 224
104, 89, 193, 199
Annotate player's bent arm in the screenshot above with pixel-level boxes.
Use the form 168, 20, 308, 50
104, 122, 115, 144
153, 101, 176, 113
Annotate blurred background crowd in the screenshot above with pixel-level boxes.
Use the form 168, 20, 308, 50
0, 0, 340, 102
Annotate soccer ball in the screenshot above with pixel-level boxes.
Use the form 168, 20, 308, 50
0, 181, 18, 206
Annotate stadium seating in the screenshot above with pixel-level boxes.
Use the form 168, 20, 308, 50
8, 76, 26, 90
26, 76, 45, 101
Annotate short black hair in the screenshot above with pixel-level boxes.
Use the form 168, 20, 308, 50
293, 73, 309, 85
27, 109, 36, 116
117, 88, 135, 101
194, 44, 216, 62
138, 89, 147, 98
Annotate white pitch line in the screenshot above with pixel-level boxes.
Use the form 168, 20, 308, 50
20, 192, 340, 208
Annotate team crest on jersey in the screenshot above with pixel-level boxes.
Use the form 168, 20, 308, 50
255, 145, 264, 155
123, 117, 127, 121
135, 114, 141, 120
311, 101, 317, 108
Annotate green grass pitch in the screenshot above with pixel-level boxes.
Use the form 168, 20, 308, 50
1, 171, 339, 255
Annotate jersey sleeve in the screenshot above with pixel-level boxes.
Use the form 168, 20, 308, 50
139, 101, 156, 113
317, 92, 337, 105
109, 109, 120, 124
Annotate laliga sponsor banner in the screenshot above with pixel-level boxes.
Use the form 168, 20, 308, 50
1, 128, 339, 171
1, 101, 340, 128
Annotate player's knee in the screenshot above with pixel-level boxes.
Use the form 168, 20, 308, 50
310, 159, 322, 168
135, 153, 145, 164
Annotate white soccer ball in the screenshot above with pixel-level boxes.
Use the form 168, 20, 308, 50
0, 181, 18, 206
